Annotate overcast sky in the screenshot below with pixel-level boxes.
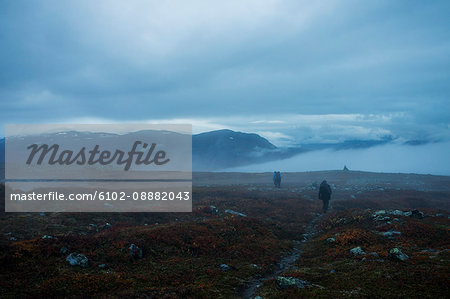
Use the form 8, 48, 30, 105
1, 0, 449, 146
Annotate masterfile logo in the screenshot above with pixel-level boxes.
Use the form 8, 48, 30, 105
26, 140, 170, 171
5, 124, 192, 213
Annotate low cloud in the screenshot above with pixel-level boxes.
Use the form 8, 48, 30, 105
1, 0, 449, 159
51, 112, 449, 147
226, 142, 450, 176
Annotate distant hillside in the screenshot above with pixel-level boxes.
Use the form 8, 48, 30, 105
0, 130, 422, 174
193, 129, 286, 170
0, 130, 299, 174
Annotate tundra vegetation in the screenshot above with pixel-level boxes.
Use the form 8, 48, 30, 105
0, 181, 448, 298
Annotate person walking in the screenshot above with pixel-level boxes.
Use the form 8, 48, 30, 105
273, 171, 277, 187
273, 171, 281, 188
319, 180, 332, 213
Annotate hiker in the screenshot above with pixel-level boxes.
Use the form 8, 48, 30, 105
275, 171, 281, 188
273, 171, 281, 188
273, 171, 277, 187
318, 180, 332, 213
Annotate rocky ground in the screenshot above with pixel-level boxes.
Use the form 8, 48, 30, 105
253, 208, 449, 298
0, 171, 449, 298
193, 170, 450, 193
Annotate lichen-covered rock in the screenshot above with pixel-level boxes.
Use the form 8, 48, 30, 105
224, 209, 247, 217
390, 210, 405, 216
326, 237, 336, 244
381, 230, 402, 238
66, 253, 89, 267
389, 248, 409, 261
410, 209, 424, 219
219, 264, 230, 271
276, 276, 309, 289
209, 205, 219, 214
350, 246, 366, 256
373, 215, 391, 222
372, 210, 386, 217
99, 222, 112, 231
129, 244, 143, 259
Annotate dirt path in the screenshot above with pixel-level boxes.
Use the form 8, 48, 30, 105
239, 214, 322, 299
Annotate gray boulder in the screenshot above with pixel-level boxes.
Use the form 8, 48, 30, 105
219, 264, 230, 271
350, 247, 366, 256
389, 210, 405, 216
372, 210, 386, 217
66, 253, 89, 267
129, 244, 143, 259
373, 215, 391, 222
99, 222, 112, 231
276, 276, 310, 289
410, 209, 424, 219
389, 248, 409, 261
224, 209, 247, 217
381, 230, 402, 238
326, 237, 336, 244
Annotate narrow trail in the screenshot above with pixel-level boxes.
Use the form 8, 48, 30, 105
239, 213, 323, 299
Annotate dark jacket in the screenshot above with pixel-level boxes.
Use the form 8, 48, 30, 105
319, 181, 332, 201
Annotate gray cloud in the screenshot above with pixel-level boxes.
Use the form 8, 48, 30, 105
227, 142, 450, 175
0, 0, 449, 144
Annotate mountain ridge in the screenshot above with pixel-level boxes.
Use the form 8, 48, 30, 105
0, 129, 436, 171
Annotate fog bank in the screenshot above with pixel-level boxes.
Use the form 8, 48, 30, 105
225, 142, 450, 176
